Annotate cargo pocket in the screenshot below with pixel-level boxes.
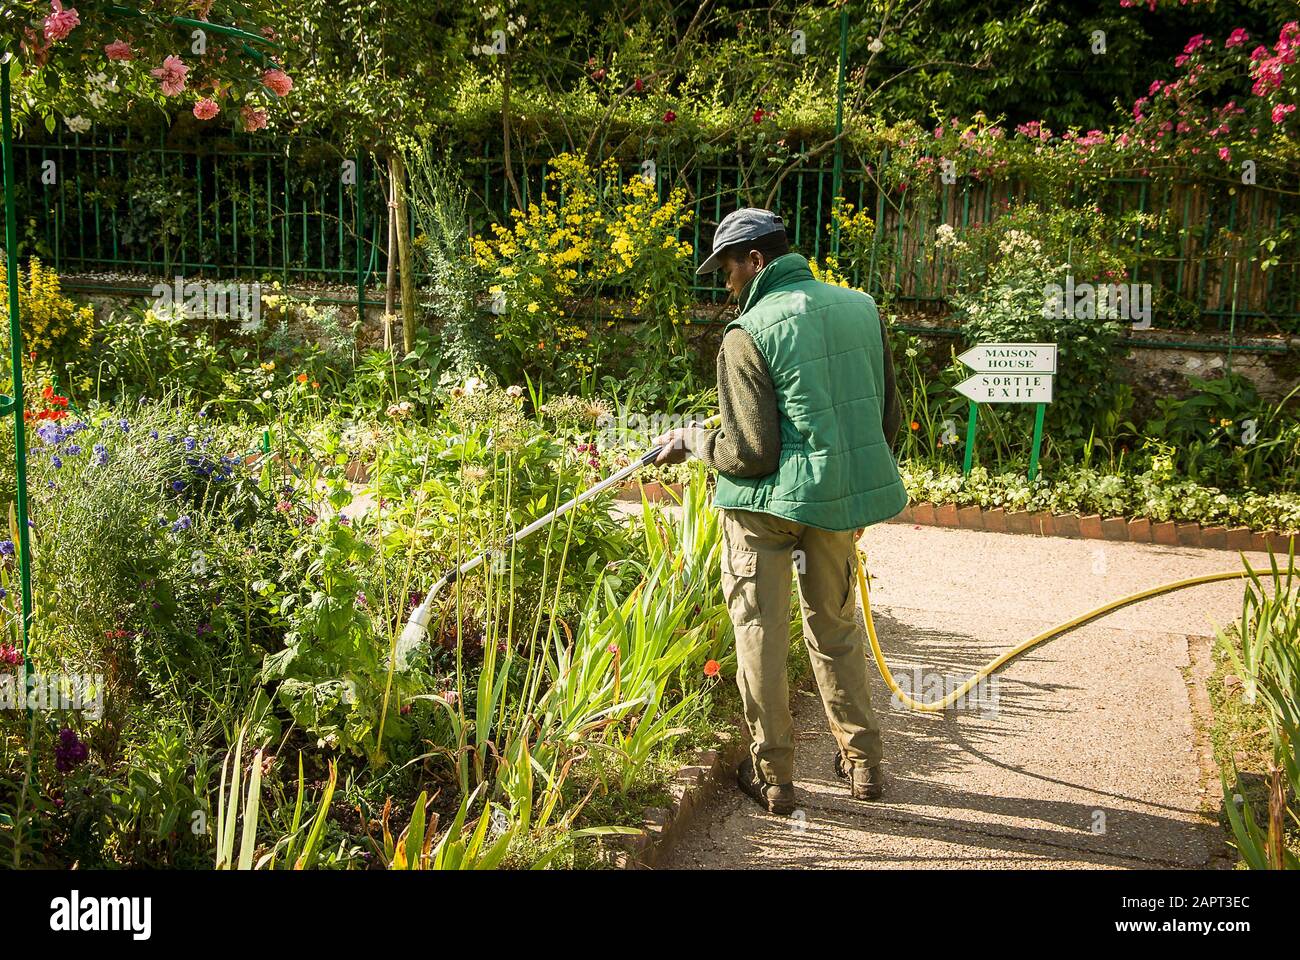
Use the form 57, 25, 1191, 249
721, 545, 761, 625
841, 553, 859, 619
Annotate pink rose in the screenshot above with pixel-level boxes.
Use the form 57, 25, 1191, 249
151, 56, 188, 96
193, 98, 220, 120
1225, 29, 1250, 49
43, 1, 79, 43
1272, 103, 1296, 124
262, 68, 293, 97
1218, 146, 1231, 162
240, 105, 268, 132
104, 39, 133, 61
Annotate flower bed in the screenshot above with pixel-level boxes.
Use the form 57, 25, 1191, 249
899, 462, 1300, 540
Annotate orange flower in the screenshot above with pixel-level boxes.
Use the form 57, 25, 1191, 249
311, 380, 319, 389
297, 373, 308, 383
703, 659, 720, 678
909, 420, 920, 431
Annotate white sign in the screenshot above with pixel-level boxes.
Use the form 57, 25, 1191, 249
955, 373, 1054, 404
957, 342, 1057, 375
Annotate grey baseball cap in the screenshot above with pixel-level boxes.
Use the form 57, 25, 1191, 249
696, 207, 786, 275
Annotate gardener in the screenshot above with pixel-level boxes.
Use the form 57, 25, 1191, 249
652, 207, 906, 816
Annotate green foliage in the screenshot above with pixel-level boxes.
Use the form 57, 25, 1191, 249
900, 461, 1300, 533
1220, 552, 1300, 869
261, 516, 413, 763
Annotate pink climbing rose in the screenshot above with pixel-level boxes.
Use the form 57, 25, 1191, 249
43, 1, 79, 43
1225, 29, 1250, 49
151, 56, 188, 96
104, 39, 133, 61
241, 106, 268, 131
261, 68, 293, 97
1272, 103, 1296, 124
193, 98, 220, 120
1218, 146, 1231, 162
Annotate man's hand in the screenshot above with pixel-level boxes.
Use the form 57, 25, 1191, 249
651, 429, 691, 466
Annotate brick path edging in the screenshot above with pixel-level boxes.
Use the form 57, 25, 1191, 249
600, 738, 748, 869
889, 502, 1297, 554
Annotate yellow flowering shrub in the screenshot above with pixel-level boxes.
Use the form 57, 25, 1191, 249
808, 198, 878, 292
0, 257, 95, 367
472, 153, 694, 384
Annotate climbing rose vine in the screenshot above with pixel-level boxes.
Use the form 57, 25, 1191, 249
1, 1, 289, 134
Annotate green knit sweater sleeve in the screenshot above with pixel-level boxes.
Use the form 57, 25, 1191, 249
684, 328, 780, 478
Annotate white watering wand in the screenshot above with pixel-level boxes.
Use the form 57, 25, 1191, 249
394, 413, 721, 666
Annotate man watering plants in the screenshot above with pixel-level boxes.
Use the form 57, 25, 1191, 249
652, 207, 905, 816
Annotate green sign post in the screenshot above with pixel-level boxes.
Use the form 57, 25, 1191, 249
955, 343, 1056, 482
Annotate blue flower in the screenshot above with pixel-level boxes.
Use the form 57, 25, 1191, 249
37, 423, 61, 445
183, 437, 197, 452
119, 419, 130, 433
93, 444, 109, 466
65, 444, 81, 456
150, 430, 159, 440
171, 479, 186, 492
0, 540, 13, 556
51, 455, 62, 469
171, 516, 192, 532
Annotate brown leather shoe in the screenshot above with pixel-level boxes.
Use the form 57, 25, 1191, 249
832, 751, 886, 801
736, 756, 796, 815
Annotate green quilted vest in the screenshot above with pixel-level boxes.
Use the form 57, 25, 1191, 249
713, 253, 908, 531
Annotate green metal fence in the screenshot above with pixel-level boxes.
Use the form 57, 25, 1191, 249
3, 127, 1298, 331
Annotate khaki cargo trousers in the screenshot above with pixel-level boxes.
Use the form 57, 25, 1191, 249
721, 507, 883, 784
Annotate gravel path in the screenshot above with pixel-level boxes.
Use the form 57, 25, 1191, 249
662, 522, 1267, 870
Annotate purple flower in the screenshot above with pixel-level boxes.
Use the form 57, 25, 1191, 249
0, 540, 13, 556
183, 437, 197, 452
93, 444, 109, 466
65, 444, 81, 456
171, 515, 192, 532
51, 455, 62, 469
171, 480, 186, 492
119, 419, 130, 433
55, 728, 88, 773
150, 430, 159, 440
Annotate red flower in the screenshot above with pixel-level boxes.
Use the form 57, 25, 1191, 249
663, 109, 676, 123
752, 108, 765, 124
703, 659, 720, 677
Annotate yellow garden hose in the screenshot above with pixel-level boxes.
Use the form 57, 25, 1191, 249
854, 550, 1286, 713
